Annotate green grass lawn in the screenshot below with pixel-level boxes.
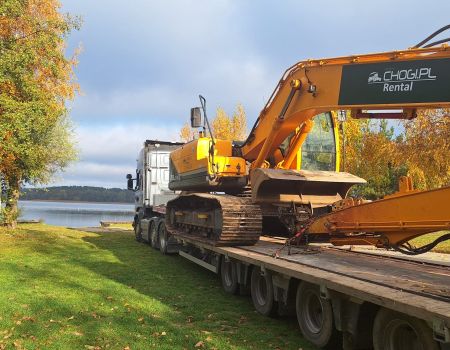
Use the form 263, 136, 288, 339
0, 224, 316, 350
410, 231, 450, 254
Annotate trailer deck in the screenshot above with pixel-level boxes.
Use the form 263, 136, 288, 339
174, 234, 450, 341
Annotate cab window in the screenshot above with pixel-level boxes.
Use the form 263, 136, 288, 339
301, 112, 337, 171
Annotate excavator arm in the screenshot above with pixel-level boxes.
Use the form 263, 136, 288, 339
240, 46, 450, 166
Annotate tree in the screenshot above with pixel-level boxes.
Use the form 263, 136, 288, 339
212, 107, 232, 140
179, 122, 198, 142
396, 109, 450, 190
340, 118, 405, 199
179, 103, 247, 142
230, 103, 247, 141
339, 110, 449, 199
0, 0, 80, 228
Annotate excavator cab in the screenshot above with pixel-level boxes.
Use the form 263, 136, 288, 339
278, 112, 339, 172
300, 112, 339, 171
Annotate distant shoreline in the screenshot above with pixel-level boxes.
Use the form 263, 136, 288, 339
19, 199, 134, 205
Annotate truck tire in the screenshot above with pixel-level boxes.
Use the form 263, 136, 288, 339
373, 308, 439, 350
158, 221, 169, 255
220, 258, 239, 295
296, 282, 340, 349
149, 219, 159, 250
134, 218, 143, 242
251, 266, 277, 317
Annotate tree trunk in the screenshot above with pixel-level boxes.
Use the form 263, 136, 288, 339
4, 176, 21, 229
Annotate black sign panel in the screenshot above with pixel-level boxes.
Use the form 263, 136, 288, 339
338, 58, 450, 105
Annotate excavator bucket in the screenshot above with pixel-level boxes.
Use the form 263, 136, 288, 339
251, 168, 366, 208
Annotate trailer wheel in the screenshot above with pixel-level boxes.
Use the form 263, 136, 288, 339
158, 221, 169, 255
296, 282, 340, 349
134, 218, 143, 242
251, 266, 277, 316
373, 308, 439, 350
220, 258, 239, 295
149, 219, 159, 249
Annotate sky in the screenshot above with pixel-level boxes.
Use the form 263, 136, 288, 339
56, 0, 450, 189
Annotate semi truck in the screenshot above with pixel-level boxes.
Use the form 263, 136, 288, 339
127, 29, 450, 350
127, 139, 449, 350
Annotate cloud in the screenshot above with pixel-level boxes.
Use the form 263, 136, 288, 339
56, 0, 450, 188
70, 86, 194, 122
50, 123, 179, 188
69, 56, 276, 125
76, 124, 177, 165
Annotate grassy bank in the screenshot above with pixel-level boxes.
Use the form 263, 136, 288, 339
0, 224, 315, 350
410, 231, 450, 254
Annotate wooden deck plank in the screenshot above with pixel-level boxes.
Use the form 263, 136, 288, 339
242, 242, 450, 300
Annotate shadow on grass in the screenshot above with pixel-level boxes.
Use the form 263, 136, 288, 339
79, 229, 316, 350
0, 226, 316, 350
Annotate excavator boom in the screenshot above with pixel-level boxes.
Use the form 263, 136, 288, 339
240, 46, 450, 164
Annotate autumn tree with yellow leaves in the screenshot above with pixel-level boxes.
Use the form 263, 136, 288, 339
0, 0, 80, 228
340, 109, 449, 199
397, 109, 450, 190
179, 123, 198, 142
179, 103, 247, 142
340, 118, 407, 199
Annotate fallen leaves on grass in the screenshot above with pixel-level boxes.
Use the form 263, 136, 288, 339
151, 331, 167, 337
238, 315, 247, 324
194, 340, 204, 348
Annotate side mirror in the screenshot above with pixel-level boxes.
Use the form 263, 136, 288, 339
126, 174, 134, 190
190, 107, 202, 128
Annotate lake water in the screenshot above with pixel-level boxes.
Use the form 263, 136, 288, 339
18, 200, 134, 227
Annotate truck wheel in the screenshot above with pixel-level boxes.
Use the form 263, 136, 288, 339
134, 218, 143, 242
251, 266, 277, 316
296, 282, 340, 349
373, 308, 439, 350
220, 258, 239, 295
158, 221, 169, 255
149, 219, 159, 250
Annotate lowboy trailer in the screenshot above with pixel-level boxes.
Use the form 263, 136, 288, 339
128, 140, 450, 350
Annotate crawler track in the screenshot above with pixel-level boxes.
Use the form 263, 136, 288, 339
165, 193, 262, 246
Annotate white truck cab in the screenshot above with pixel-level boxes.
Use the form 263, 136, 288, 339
126, 140, 183, 250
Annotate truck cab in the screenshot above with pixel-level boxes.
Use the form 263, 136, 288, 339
127, 140, 183, 244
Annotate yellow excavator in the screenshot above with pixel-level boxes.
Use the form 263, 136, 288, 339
166, 28, 450, 254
